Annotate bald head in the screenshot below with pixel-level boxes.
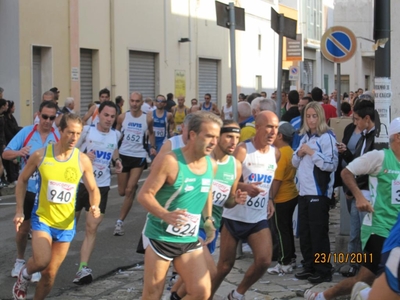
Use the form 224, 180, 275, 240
255, 110, 278, 127
130, 91, 143, 100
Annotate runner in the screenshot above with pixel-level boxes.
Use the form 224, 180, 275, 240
3, 101, 60, 284
170, 120, 247, 300
12, 113, 100, 300
211, 111, 280, 300
172, 96, 188, 135
138, 111, 222, 299
147, 94, 174, 156
114, 92, 153, 236
73, 101, 122, 284
82, 88, 110, 125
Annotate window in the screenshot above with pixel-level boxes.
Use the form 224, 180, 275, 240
258, 34, 262, 50
305, 0, 322, 41
255, 75, 262, 92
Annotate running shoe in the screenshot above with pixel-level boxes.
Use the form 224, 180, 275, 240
31, 272, 41, 283
225, 290, 245, 300
12, 267, 30, 300
113, 222, 124, 236
73, 266, 93, 285
304, 289, 325, 300
11, 260, 25, 278
267, 263, 293, 274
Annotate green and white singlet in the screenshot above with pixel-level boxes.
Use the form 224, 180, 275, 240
144, 148, 213, 243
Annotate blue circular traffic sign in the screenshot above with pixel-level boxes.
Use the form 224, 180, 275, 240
321, 26, 357, 63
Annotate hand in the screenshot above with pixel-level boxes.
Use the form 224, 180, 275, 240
337, 143, 347, 154
300, 144, 314, 156
235, 189, 247, 205
87, 150, 95, 163
90, 205, 101, 218
355, 196, 374, 213
162, 209, 188, 227
267, 200, 275, 219
297, 148, 306, 157
150, 148, 157, 156
19, 146, 31, 157
115, 160, 123, 174
13, 213, 25, 232
244, 182, 264, 197
203, 219, 216, 244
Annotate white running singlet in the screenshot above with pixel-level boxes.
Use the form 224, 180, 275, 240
222, 141, 277, 223
78, 125, 121, 187
119, 111, 148, 158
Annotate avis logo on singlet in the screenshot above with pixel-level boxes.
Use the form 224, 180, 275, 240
248, 173, 273, 183
94, 151, 112, 160
128, 122, 142, 128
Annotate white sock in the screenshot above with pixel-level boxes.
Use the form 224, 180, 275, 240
359, 288, 371, 300
16, 259, 25, 263
22, 268, 31, 279
316, 292, 326, 300
117, 220, 123, 224
233, 290, 244, 300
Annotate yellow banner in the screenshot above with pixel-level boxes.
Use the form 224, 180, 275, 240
174, 70, 186, 97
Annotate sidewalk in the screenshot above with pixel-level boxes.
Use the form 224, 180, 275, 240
46, 204, 350, 300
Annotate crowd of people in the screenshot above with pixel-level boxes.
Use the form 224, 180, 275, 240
1, 85, 399, 300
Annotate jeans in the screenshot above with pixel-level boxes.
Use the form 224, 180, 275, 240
348, 199, 367, 259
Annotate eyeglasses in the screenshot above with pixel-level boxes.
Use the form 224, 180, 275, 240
156, 100, 167, 103
41, 114, 56, 121
204, 97, 210, 100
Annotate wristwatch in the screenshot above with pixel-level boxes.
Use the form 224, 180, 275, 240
204, 216, 215, 225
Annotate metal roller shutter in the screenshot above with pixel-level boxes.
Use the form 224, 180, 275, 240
80, 49, 93, 115
129, 51, 156, 99
199, 59, 218, 104
32, 47, 42, 114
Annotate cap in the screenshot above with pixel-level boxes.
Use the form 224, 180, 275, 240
389, 117, 400, 137
50, 87, 59, 93
278, 121, 295, 137
359, 91, 374, 102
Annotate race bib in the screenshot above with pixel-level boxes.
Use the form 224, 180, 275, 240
391, 180, 400, 205
212, 180, 231, 207
245, 183, 269, 210
154, 127, 166, 138
166, 213, 200, 237
47, 180, 76, 204
124, 128, 143, 144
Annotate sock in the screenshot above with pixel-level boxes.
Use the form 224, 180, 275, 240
233, 290, 244, 300
359, 288, 371, 300
22, 267, 31, 280
78, 262, 87, 271
16, 259, 25, 264
117, 219, 123, 224
170, 291, 182, 300
316, 293, 326, 300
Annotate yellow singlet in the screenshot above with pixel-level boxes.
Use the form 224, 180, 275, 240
173, 107, 187, 134
35, 144, 82, 230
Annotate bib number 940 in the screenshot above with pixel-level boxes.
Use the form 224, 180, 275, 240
47, 180, 76, 204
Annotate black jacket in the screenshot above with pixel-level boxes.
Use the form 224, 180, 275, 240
281, 106, 300, 122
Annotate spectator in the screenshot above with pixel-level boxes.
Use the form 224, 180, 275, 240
312, 87, 337, 124
290, 96, 313, 150
282, 90, 300, 122
165, 92, 176, 112
0, 87, 4, 98
4, 100, 20, 185
246, 92, 261, 105
0, 99, 9, 187
292, 101, 338, 283
61, 97, 75, 114
260, 91, 267, 98
141, 97, 154, 114
238, 93, 246, 102
341, 102, 352, 117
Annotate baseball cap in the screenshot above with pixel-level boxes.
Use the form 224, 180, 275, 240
50, 87, 60, 93
278, 121, 295, 137
388, 117, 400, 137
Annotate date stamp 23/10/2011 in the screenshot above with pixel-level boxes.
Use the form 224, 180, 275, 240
314, 252, 373, 264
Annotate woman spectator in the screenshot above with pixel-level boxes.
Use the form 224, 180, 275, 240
4, 100, 20, 185
292, 101, 338, 283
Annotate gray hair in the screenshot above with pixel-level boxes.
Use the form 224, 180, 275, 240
251, 97, 264, 112
238, 101, 251, 118
0, 87, 4, 93
144, 97, 153, 104
42, 91, 54, 100
187, 111, 222, 137
65, 97, 74, 106
183, 113, 195, 126
259, 98, 277, 112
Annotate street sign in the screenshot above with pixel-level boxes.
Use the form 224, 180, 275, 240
321, 26, 357, 63
271, 8, 297, 40
286, 34, 303, 61
215, 1, 245, 31
289, 66, 300, 81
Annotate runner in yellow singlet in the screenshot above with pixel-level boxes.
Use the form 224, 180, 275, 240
12, 114, 100, 300
172, 96, 188, 135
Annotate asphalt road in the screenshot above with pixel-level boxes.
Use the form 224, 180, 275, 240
0, 170, 150, 300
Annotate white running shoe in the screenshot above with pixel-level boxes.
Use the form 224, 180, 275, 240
267, 263, 282, 274
350, 282, 371, 300
304, 289, 324, 300
113, 222, 124, 236
11, 260, 25, 278
73, 266, 93, 285
31, 272, 41, 283
12, 267, 30, 300
242, 243, 252, 253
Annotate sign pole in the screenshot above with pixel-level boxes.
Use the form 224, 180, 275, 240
336, 63, 341, 117
276, 14, 284, 119
228, 3, 238, 122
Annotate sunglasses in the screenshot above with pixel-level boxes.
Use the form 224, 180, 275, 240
41, 114, 56, 121
156, 100, 167, 103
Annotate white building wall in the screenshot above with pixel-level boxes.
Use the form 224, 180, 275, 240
391, 1, 400, 119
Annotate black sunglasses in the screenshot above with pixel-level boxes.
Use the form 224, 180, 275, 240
41, 114, 56, 121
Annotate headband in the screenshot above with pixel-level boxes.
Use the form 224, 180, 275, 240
220, 127, 240, 134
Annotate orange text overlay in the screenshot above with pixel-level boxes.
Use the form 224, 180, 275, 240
314, 252, 373, 264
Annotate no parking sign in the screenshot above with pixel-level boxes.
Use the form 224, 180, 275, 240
321, 26, 357, 63
289, 66, 299, 80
